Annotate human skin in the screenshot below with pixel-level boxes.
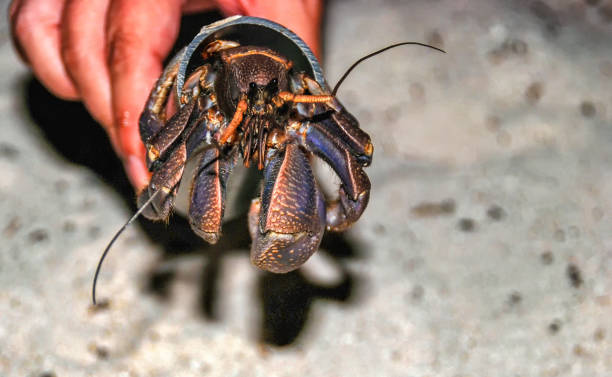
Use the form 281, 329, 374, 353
9, 0, 323, 190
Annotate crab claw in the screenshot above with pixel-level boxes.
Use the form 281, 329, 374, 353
249, 144, 325, 273
299, 121, 371, 231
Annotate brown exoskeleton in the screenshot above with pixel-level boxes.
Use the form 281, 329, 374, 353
92, 16, 444, 304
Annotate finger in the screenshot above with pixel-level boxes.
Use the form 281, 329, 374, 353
182, 0, 217, 13
61, 0, 115, 136
11, 0, 80, 100
216, 0, 323, 58
106, 0, 184, 189
9, 0, 28, 63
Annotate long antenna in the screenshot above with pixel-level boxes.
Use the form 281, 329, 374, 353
92, 189, 161, 305
332, 42, 446, 96
91, 141, 218, 306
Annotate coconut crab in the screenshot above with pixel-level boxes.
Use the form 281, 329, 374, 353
92, 16, 443, 304
138, 17, 372, 274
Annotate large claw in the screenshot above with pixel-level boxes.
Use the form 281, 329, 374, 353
249, 144, 325, 273
188, 147, 236, 243
299, 121, 371, 231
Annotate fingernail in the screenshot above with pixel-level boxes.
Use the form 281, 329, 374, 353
125, 155, 150, 191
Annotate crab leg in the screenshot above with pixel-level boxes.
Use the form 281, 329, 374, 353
142, 66, 212, 169
139, 49, 184, 142
144, 98, 197, 168
296, 121, 371, 231
318, 108, 373, 166
137, 143, 187, 220
249, 144, 325, 273
188, 147, 236, 244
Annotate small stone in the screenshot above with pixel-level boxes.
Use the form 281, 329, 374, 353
525, 82, 544, 105
548, 319, 562, 334
458, 218, 476, 232
567, 263, 583, 288
541, 251, 554, 265
28, 229, 49, 243
487, 205, 506, 220
411, 199, 455, 217
580, 101, 596, 118
508, 291, 522, 305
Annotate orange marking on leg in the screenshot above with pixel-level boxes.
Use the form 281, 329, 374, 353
219, 99, 247, 144
292, 94, 334, 103
275, 91, 334, 105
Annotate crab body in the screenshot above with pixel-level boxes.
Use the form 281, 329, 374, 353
138, 40, 372, 273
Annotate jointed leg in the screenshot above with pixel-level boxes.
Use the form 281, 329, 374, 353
139, 49, 184, 142
296, 121, 371, 231
138, 143, 187, 221
188, 147, 236, 244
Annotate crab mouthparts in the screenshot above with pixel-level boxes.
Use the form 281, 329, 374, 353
240, 115, 271, 170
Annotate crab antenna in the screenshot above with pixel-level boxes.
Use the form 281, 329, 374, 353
91, 142, 217, 305
331, 42, 446, 96
92, 189, 161, 305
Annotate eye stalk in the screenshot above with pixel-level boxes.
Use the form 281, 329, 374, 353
266, 78, 279, 95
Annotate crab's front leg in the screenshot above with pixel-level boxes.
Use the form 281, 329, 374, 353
249, 143, 326, 273
294, 119, 372, 232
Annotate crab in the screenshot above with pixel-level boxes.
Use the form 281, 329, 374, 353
136, 37, 373, 274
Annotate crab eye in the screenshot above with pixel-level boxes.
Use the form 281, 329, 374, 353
266, 78, 279, 93
249, 82, 257, 89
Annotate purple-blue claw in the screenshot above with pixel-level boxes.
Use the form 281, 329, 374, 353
249, 144, 325, 273
299, 121, 371, 231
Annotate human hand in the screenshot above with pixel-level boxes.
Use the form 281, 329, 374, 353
10, 0, 323, 190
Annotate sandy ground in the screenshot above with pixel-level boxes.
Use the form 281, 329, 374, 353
0, 0, 611, 376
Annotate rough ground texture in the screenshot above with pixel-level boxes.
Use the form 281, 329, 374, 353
1, 0, 611, 376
